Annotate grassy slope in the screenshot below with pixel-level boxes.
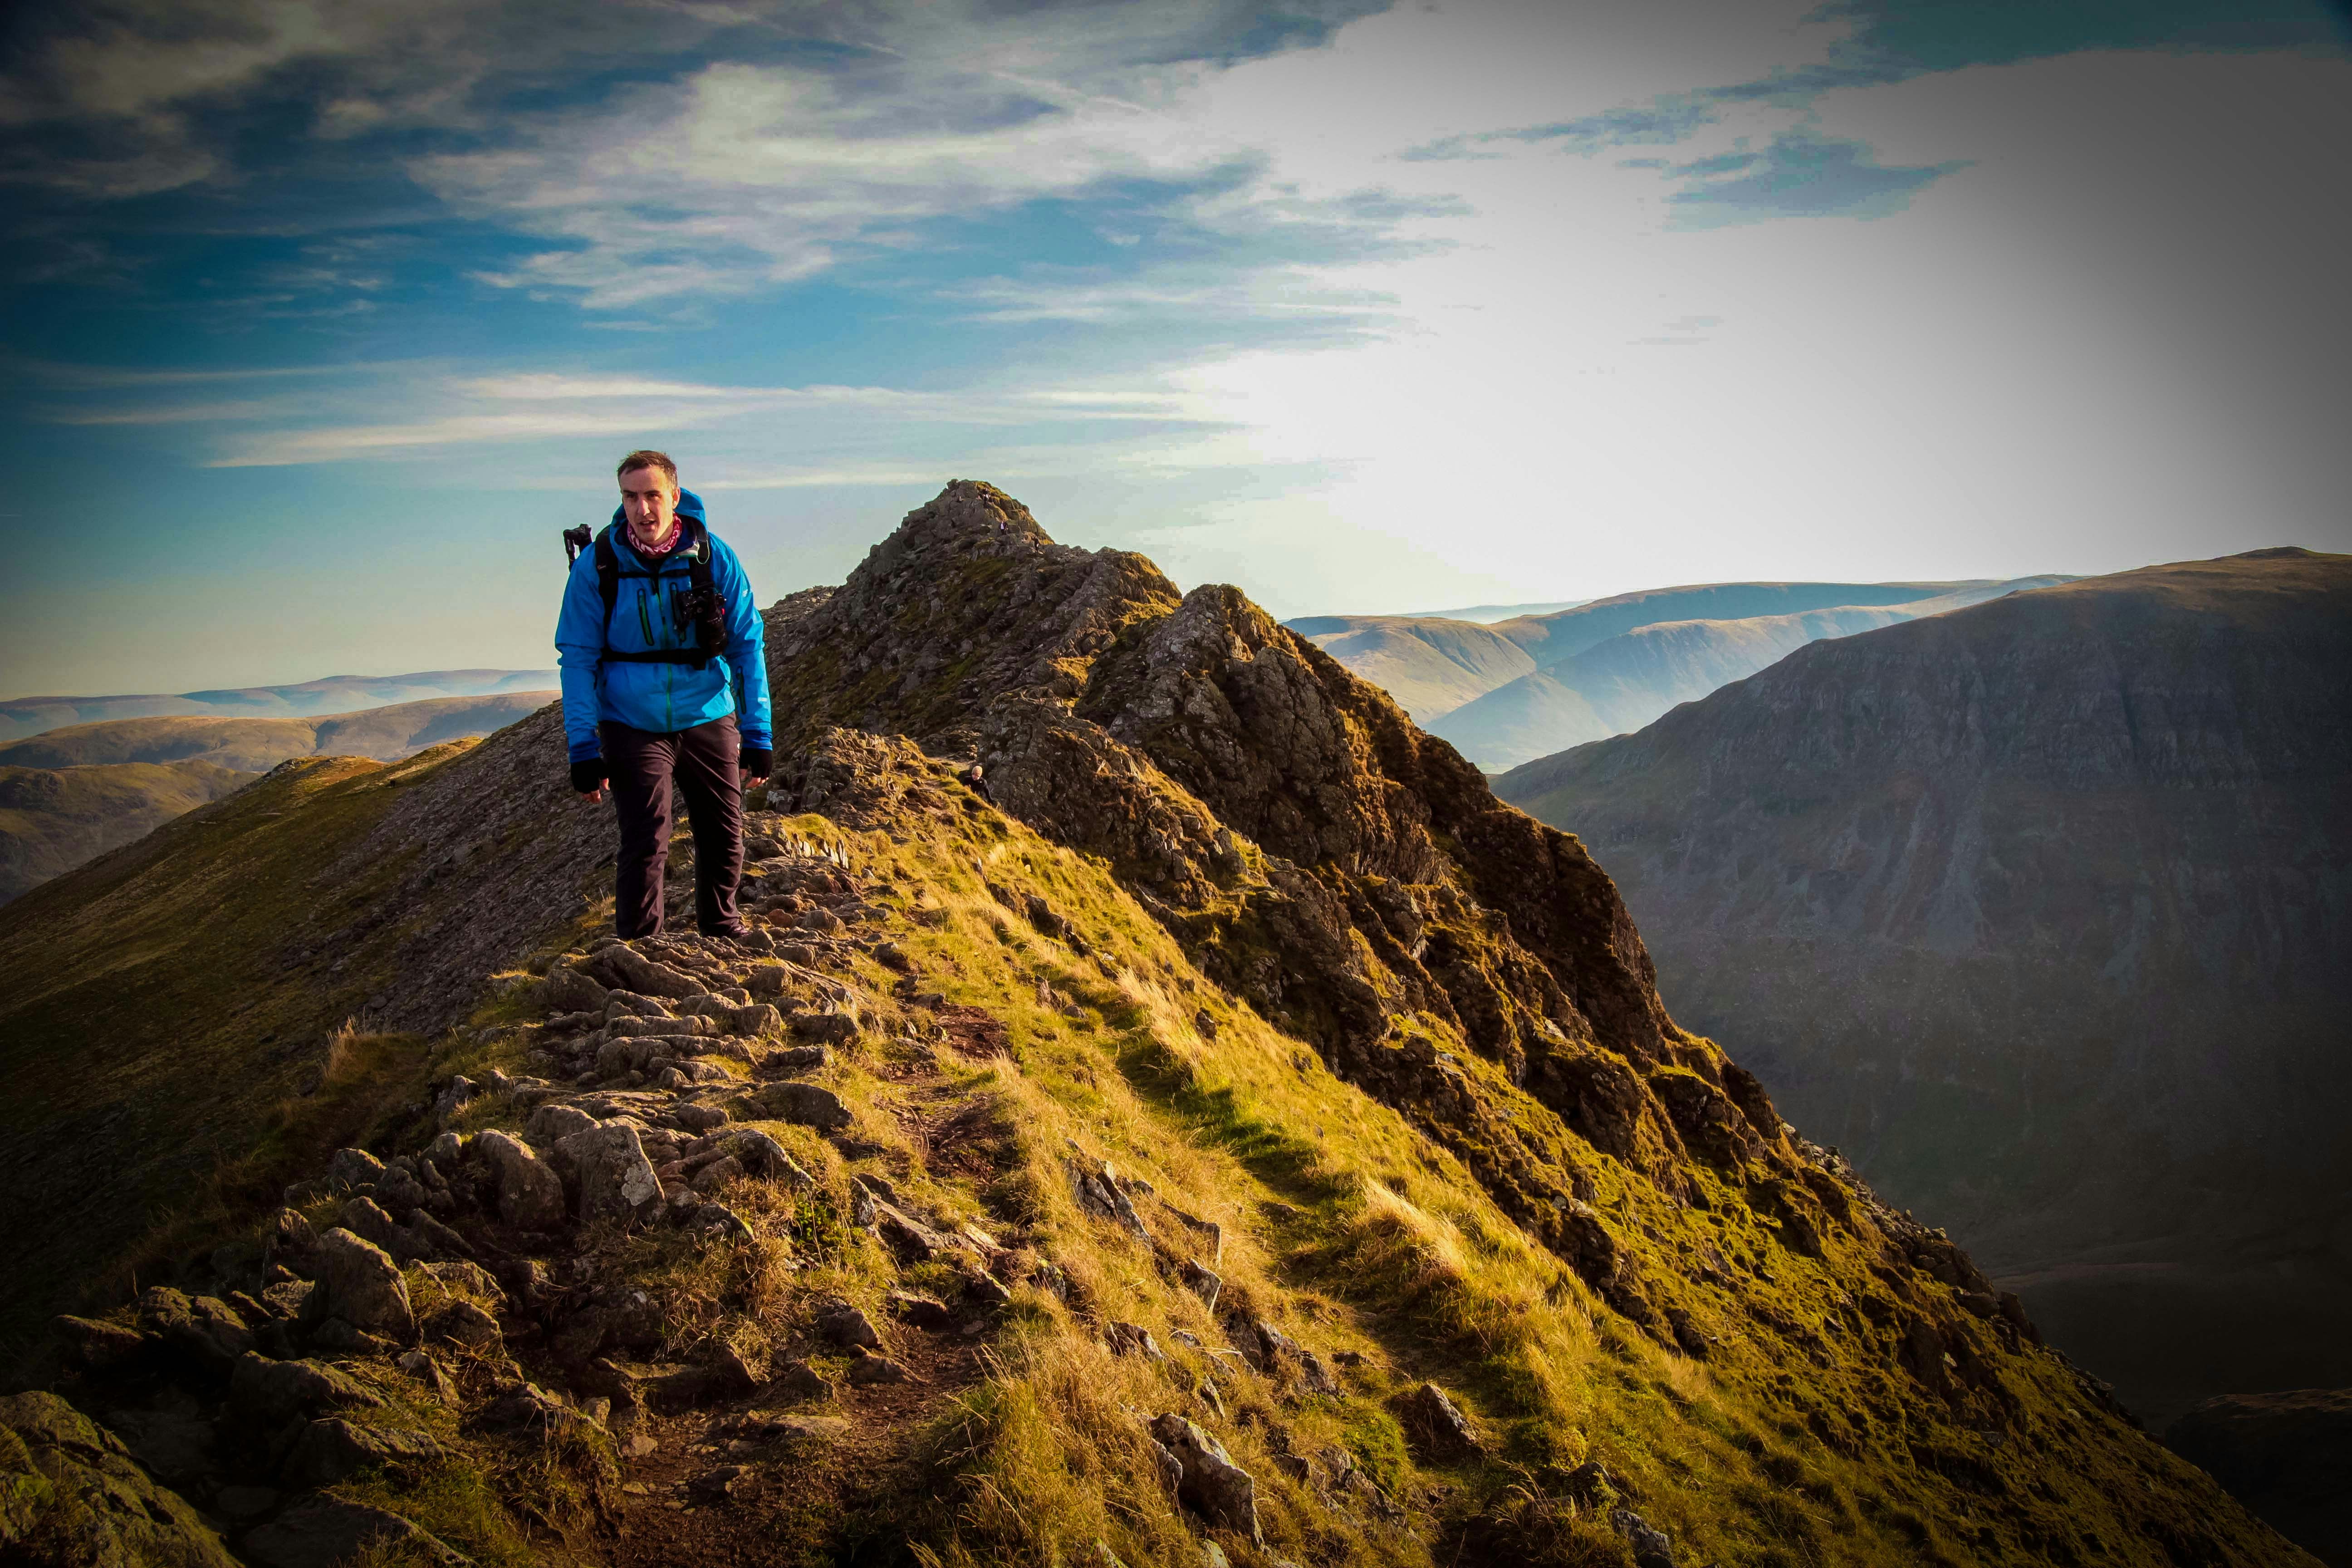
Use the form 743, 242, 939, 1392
0, 759, 258, 902
0, 749, 481, 1352
2, 732, 2302, 1565
839, 775, 2294, 1568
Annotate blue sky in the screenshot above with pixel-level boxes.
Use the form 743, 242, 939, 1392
3, 0, 2347, 695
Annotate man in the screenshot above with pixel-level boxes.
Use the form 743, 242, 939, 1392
556, 450, 773, 938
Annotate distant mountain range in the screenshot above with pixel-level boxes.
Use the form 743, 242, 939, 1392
0, 691, 554, 902
0, 668, 557, 745
1396, 598, 1589, 623
1494, 548, 2352, 1437
1296, 578, 2071, 767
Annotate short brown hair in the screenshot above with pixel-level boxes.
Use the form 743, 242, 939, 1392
617, 449, 678, 491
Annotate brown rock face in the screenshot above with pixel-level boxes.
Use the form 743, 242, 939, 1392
763, 481, 1954, 1338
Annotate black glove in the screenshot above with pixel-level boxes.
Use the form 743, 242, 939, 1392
740, 745, 773, 782
571, 757, 608, 794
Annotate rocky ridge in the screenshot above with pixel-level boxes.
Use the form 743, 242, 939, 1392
0, 485, 2313, 1567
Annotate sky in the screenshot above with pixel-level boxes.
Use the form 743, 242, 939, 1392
3, 0, 2347, 696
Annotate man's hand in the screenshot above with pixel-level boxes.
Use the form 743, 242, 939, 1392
740, 745, 773, 782
571, 757, 608, 802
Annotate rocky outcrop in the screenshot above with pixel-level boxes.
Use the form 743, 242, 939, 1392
760, 482, 1918, 1352
0, 1390, 239, 1567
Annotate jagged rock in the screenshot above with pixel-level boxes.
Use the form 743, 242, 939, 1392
282, 1417, 446, 1485
52, 1314, 150, 1373
305, 1228, 416, 1341
755, 1044, 832, 1077
755, 1081, 853, 1130
426, 1300, 503, 1351
691, 1154, 746, 1192
817, 1298, 881, 1348
1648, 1069, 1759, 1169
846, 1346, 908, 1385
526, 1102, 599, 1143
888, 1291, 955, 1331
420, 1259, 502, 1301
731, 1002, 783, 1035
103, 1407, 221, 1488
1397, 1381, 1482, 1461
325, 1147, 386, 1190
136, 1287, 254, 1372
543, 964, 609, 1014
727, 1127, 814, 1188
230, 1353, 383, 1428
1181, 1258, 1222, 1311
1147, 1412, 1263, 1543
336, 1196, 424, 1263
1107, 1322, 1164, 1361
1610, 1507, 1676, 1568
764, 1358, 833, 1402
266, 1207, 318, 1273
0, 1390, 239, 1568
1146, 1435, 1185, 1498
671, 1102, 731, 1133
592, 944, 701, 999
642, 1358, 756, 1414
789, 1011, 860, 1045
554, 1122, 664, 1222
871, 1201, 952, 1262
961, 1271, 1014, 1314
689, 1463, 745, 1499
480, 1381, 593, 1435
1248, 1320, 1338, 1395
1070, 1159, 1152, 1243
239, 1494, 469, 1568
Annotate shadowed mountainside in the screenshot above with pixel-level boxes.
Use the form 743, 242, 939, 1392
0, 487, 2309, 1568
1496, 547, 2352, 1436
0, 760, 260, 903
0, 669, 557, 745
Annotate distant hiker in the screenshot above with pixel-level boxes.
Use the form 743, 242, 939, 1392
556, 450, 772, 938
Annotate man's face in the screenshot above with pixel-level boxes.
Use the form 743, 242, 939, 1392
619, 466, 678, 535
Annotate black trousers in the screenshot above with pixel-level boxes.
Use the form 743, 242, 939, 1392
602, 716, 744, 938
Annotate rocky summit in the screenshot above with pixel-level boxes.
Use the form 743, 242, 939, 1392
0, 483, 2313, 1567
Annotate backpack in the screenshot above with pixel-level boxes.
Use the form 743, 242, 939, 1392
563, 519, 721, 670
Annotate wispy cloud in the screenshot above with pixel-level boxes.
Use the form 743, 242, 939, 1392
1666, 126, 1965, 225
191, 363, 1226, 467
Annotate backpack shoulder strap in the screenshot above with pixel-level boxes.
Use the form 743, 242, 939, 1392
684, 516, 715, 598
592, 526, 622, 641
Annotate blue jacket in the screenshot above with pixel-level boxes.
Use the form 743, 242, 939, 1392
555, 488, 773, 763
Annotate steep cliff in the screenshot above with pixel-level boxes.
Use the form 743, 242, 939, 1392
1497, 548, 2352, 1429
